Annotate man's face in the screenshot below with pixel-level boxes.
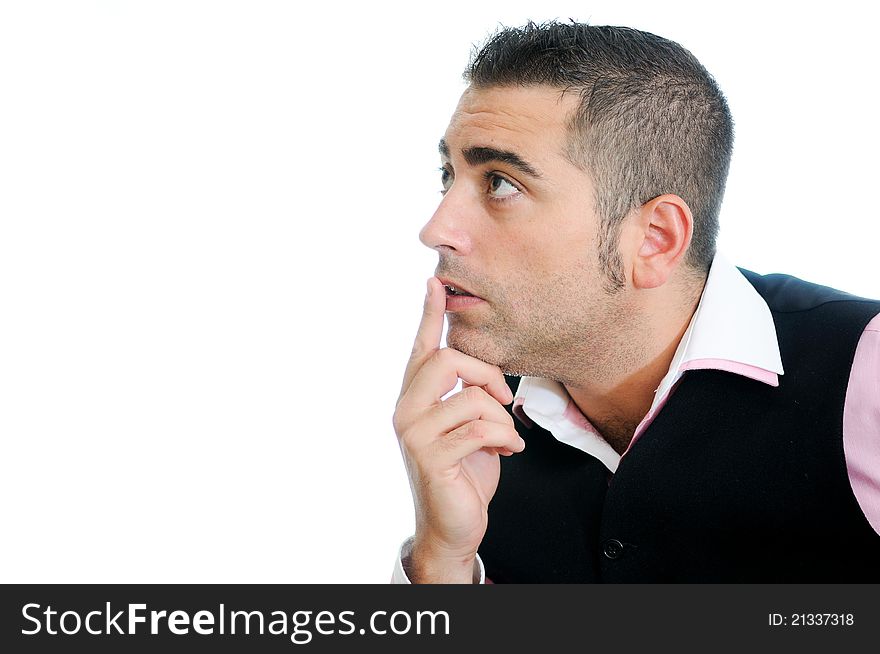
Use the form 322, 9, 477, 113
420, 85, 638, 383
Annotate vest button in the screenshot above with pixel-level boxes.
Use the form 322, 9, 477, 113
603, 539, 624, 560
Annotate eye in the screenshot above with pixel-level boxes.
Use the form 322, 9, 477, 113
487, 173, 521, 200
438, 166, 453, 194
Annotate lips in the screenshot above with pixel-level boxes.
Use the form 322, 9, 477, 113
436, 277, 481, 299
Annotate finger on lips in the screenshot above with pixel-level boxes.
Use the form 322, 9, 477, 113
397, 276, 525, 460
400, 277, 446, 399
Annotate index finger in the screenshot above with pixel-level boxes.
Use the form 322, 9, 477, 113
399, 277, 446, 399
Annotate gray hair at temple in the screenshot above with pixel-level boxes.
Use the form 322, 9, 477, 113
465, 21, 734, 290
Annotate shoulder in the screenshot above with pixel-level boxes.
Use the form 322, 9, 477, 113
737, 267, 880, 317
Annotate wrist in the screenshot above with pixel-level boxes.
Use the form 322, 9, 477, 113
407, 538, 478, 584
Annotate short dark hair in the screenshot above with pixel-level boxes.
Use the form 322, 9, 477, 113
465, 21, 734, 289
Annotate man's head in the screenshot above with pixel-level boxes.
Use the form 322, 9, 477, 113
420, 21, 734, 384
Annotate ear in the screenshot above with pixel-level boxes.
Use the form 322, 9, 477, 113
630, 194, 693, 290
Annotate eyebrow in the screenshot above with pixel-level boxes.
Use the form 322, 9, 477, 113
438, 138, 544, 179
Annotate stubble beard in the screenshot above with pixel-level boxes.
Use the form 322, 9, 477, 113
445, 285, 640, 387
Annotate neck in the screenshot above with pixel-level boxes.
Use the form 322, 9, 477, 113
563, 285, 701, 455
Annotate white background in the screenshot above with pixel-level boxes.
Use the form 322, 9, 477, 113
1, 0, 877, 582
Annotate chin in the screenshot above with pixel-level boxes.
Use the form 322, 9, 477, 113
446, 324, 559, 381
446, 326, 533, 377
445, 326, 503, 366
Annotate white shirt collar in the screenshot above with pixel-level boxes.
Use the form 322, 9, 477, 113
650, 250, 784, 407
512, 251, 784, 470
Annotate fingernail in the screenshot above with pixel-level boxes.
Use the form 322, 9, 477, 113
426, 278, 433, 298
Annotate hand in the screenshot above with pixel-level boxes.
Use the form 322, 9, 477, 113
393, 277, 525, 583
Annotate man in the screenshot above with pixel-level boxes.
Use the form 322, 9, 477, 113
391, 21, 880, 583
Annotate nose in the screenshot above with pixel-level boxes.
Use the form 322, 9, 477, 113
418, 190, 474, 256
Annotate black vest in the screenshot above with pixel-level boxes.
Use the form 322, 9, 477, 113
479, 269, 880, 582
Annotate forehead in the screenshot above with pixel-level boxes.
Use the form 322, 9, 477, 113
444, 85, 578, 158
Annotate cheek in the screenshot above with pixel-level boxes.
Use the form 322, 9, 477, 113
515, 214, 594, 263
516, 242, 596, 291
489, 220, 597, 308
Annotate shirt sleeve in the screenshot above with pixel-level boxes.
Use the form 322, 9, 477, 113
390, 535, 485, 584
843, 312, 880, 535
